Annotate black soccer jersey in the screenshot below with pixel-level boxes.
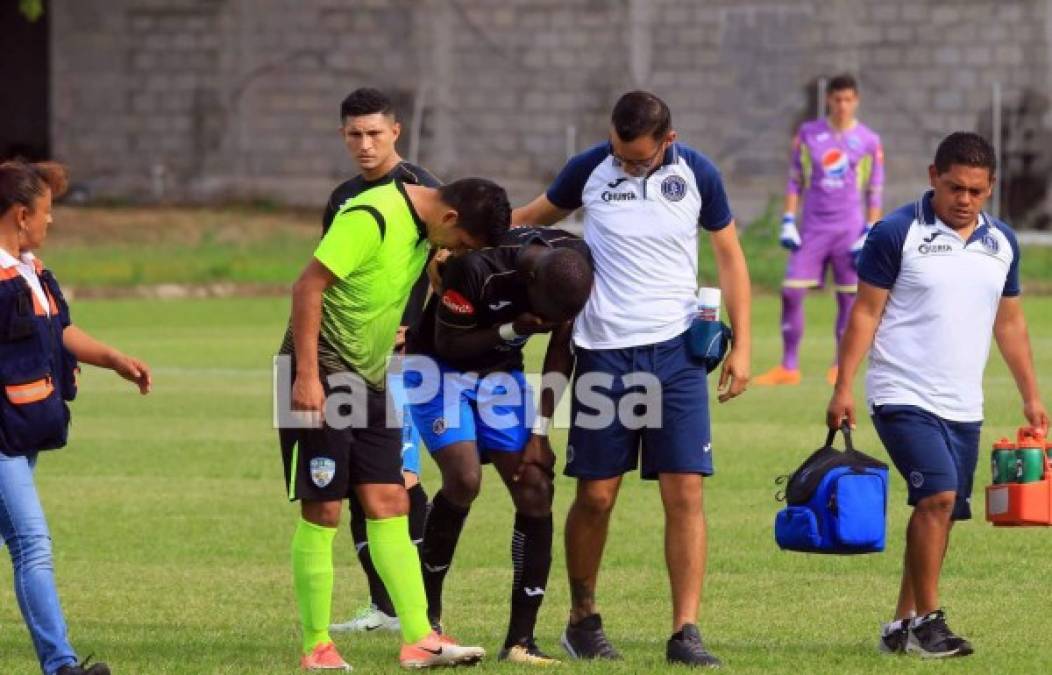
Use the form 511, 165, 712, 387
408, 227, 590, 374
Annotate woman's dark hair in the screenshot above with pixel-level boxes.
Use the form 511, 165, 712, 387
0, 160, 69, 214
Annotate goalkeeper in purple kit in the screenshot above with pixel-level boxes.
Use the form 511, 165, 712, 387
756, 74, 884, 386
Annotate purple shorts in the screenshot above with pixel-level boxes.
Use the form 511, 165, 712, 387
784, 226, 858, 291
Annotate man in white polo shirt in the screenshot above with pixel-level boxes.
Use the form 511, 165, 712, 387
827, 132, 1048, 658
513, 91, 751, 667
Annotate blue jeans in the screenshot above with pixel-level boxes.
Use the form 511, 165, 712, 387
0, 451, 77, 674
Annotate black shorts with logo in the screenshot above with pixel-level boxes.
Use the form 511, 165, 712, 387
279, 373, 404, 502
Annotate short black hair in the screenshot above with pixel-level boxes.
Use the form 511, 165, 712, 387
532, 248, 594, 322
438, 178, 511, 246
611, 91, 671, 142
826, 74, 858, 94
933, 132, 996, 176
339, 87, 394, 121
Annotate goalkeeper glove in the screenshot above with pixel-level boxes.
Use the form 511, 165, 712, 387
779, 213, 802, 251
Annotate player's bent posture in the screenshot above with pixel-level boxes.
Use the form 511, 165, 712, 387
278, 177, 510, 670
404, 227, 593, 665
276, 87, 441, 635
513, 91, 751, 667
0, 161, 152, 675
827, 132, 1048, 658
756, 74, 884, 387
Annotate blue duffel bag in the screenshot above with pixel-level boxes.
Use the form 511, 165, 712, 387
774, 424, 889, 554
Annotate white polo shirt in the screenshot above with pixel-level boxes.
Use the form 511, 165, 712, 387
545, 142, 733, 350
858, 191, 1021, 422
0, 248, 50, 317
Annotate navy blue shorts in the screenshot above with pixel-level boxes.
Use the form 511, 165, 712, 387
567, 330, 712, 480
870, 404, 981, 520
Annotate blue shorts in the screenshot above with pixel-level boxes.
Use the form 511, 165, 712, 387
870, 404, 981, 520
403, 360, 533, 457
567, 330, 712, 480
387, 372, 421, 475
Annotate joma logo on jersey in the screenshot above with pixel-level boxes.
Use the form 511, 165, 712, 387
601, 190, 637, 202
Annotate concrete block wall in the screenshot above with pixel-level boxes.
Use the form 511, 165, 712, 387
50, 0, 1052, 226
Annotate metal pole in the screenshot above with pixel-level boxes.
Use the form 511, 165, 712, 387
992, 80, 1002, 219
816, 77, 828, 119
409, 83, 427, 165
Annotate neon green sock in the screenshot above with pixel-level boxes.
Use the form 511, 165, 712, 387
367, 515, 432, 643
292, 518, 337, 653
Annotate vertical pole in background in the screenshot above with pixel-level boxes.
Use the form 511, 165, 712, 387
816, 77, 827, 118
566, 124, 579, 227
992, 80, 1002, 219
565, 124, 576, 162
409, 83, 427, 166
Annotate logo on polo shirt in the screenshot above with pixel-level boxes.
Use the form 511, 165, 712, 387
918, 241, 953, 255
979, 232, 1000, 254
607, 178, 629, 188
601, 190, 637, 202
661, 175, 687, 202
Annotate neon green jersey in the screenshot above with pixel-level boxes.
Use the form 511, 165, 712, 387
312, 180, 429, 387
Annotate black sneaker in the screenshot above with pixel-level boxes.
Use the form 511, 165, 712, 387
499, 637, 560, 665
905, 609, 974, 658
667, 624, 722, 668
56, 656, 111, 675
560, 613, 622, 660
878, 619, 909, 654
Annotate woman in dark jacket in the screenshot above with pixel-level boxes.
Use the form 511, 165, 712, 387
0, 160, 151, 675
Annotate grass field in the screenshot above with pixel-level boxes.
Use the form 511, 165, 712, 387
42, 204, 1052, 294
2, 294, 1051, 674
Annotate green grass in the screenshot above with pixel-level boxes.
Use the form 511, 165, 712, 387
43, 204, 1052, 293
1, 295, 1051, 673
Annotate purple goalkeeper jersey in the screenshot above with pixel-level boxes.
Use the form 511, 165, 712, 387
787, 118, 884, 232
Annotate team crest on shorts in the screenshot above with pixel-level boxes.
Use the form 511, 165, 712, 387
909, 471, 924, 488
310, 457, 337, 488
661, 175, 687, 202
566, 444, 575, 464
433, 417, 447, 435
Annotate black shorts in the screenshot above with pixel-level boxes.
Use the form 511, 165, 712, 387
279, 376, 403, 502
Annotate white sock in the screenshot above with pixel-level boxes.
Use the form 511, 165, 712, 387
882, 619, 906, 636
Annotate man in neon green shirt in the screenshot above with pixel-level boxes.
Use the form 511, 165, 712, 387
279, 176, 510, 670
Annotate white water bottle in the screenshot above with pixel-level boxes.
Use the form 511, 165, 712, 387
696, 287, 721, 322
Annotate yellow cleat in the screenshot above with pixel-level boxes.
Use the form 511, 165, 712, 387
753, 365, 802, 386
499, 640, 560, 666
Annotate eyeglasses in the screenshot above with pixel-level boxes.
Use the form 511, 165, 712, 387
610, 140, 667, 172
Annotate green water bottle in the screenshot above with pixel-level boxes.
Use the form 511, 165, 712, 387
1017, 429, 1046, 483
992, 438, 1017, 484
